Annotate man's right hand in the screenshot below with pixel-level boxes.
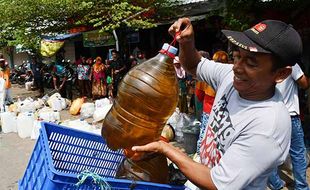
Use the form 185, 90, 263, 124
168, 17, 195, 44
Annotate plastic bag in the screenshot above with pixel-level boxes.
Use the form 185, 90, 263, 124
80, 103, 95, 119
174, 113, 191, 143
93, 104, 113, 122
167, 108, 181, 130
94, 98, 111, 108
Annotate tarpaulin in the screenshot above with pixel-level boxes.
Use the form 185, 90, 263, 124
40, 40, 64, 57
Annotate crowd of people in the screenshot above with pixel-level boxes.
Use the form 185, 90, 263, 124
21, 49, 147, 103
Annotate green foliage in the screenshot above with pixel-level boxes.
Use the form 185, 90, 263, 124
207, 0, 308, 31
0, 0, 176, 52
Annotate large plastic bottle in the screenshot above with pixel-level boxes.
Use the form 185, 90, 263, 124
102, 43, 179, 150
115, 153, 169, 184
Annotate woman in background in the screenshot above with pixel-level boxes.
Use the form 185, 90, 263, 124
91, 57, 106, 100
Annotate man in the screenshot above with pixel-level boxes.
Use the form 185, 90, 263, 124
132, 18, 303, 189
0, 58, 12, 105
268, 63, 309, 190
52, 62, 73, 100
30, 57, 44, 97
107, 49, 126, 97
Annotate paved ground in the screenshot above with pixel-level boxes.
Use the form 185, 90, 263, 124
0, 84, 310, 189
0, 84, 81, 190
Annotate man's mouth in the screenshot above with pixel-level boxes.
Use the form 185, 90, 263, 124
234, 76, 245, 81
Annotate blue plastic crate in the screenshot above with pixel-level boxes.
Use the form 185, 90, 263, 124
19, 122, 185, 190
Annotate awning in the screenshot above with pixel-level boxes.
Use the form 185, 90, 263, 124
41, 33, 82, 41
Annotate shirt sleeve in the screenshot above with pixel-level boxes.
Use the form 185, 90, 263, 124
210, 134, 283, 190
291, 64, 304, 81
196, 58, 233, 91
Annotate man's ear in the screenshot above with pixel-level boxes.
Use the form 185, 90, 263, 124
275, 66, 292, 83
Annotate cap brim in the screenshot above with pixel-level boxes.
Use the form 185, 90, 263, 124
222, 30, 271, 53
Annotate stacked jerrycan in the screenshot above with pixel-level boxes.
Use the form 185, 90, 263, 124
102, 43, 179, 183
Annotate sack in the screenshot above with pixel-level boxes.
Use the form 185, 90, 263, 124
69, 97, 85, 115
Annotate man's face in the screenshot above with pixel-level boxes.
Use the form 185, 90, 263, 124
112, 52, 118, 60
232, 49, 279, 100
232, 50, 240, 65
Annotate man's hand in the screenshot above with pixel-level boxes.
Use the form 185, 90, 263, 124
168, 17, 195, 44
132, 141, 164, 153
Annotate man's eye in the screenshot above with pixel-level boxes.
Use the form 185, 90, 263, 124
233, 56, 241, 61
246, 59, 257, 67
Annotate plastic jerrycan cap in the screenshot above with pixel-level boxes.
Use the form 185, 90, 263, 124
161, 43, 178, 56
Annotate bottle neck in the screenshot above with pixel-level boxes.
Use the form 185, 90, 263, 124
159, 49, 175, 60
157, 50, 175, 65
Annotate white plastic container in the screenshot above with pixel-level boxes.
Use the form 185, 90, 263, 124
60, 98, 67, 110
1, 112, 17, 133
34, 99, 45, 110
17, 112, 35, 138
31, 119, 42, 140
0, 78, 6, 112
25, 81, 33, 91
18, 98, 36, 113
39, 111, 60, 122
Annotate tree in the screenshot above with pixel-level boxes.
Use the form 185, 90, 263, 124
0, 0, 179, 54
208, 0, 310, 31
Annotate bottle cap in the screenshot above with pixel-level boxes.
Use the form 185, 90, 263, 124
161, 43, 178, 55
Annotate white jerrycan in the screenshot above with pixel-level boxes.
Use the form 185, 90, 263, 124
17, 112, 35, 138
1, 112, 17, 133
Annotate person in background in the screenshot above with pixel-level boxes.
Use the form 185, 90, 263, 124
76, 56, 91, 98
91, 56, 106, 100
174, 56, 188, 113
136, 51, 147, 64
268, 63, 310, 190
108, 50, 126, 97
195, 50, 229, 155
128, 54, 138, 70
30, 57, 44, 97
212, 50, 229, 63
132, 18, 300, 189
0, 58, 12, 105
230, 45, 241, 65
194, 51, 210, 120
52, 62, 73, 100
